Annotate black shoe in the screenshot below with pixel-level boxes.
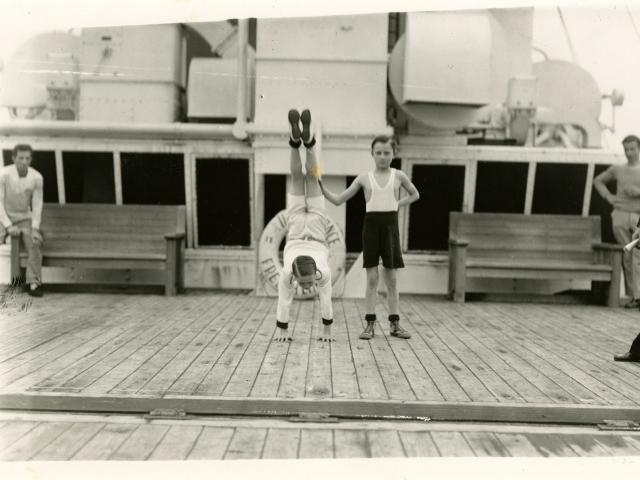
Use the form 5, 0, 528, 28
28, 285, 43, 297
288, 109, 302, 143
300, 109, 315, 148
359, 320, 375, 340
623, 299, 640, 309
614, 351, 640, 362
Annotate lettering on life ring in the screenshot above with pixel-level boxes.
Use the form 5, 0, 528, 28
258, 209, 346, 299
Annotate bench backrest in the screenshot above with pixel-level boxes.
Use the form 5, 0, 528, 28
40, 203, 186, 255
449, 212, 601, 263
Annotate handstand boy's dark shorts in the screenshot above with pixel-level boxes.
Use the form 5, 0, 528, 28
362, 211, 404, 269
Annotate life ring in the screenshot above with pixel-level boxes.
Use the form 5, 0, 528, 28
258, 209, 346, 299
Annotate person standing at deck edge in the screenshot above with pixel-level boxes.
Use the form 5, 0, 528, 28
594, 134, 640, 309
319, 136, 420, 340
0, 144, 44, 297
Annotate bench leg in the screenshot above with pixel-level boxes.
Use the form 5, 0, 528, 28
448, 243, 467, 303
165, 239, 178, 297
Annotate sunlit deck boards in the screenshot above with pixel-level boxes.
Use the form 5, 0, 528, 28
1, 413, 640, 460
0, 291, 639, 423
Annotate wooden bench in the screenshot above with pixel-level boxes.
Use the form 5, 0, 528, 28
447, 212, 623, 307
11, 203, 186, 296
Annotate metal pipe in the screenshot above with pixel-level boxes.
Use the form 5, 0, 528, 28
0, 120, 235, 141
232, 19, 249, 140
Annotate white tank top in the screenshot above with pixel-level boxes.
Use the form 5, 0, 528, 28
366, 168, 398, 212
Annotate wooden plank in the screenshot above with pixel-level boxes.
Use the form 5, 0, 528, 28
0, 421, 72, 461
333, 429, 370, 458
148, 425, 202, 460
496, 304, 639, 405
375, 303, 445, 402
186, 426, 234, 460
461, 302, 599, 404
0, 421, 39, 452
367, 430, 406, 457
223, 427, 268, 460
32, 316, 165, 391
451, 300, 585, 403
132, 294, 236, 396
405, 300, 496, 402
328, 297, 360, 400
2, 309, 156, 392
109, 424, 170, 460
463, 431, 511, 456
298, 429, 334, 458
188, 295, 265, 396
305, 300, 334, 399
109, 295, 237, 395
165, 295, 252, 395
521, 433, 578, 457
30, 421, 104, 460
401, 303, 470, 402
83, 295, 223, 395
352, 300, 415, 400
336, 299, 387, 400
430, 300, 553, 404
71, 423, 137, 460
64, 297, 214, 393
420, 302, 523, 403
430, 431, 476, 457
495, 433, 544, 457
278, 299, 315, 399
206, 297, 274, 397
1, 392, 640, 425
595, 434, 640, 455
558, 433, 614, 457
472, 303, 616, 405
261, 428, 301, 459
219, 297, 278, 397
397, 431, 440, 457
249, 302, 302, 398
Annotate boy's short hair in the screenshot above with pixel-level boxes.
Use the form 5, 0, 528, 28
371, 135, 397, 153
292, 255, 316, 284
12, 144, 33, 157
622, 135, 640, 147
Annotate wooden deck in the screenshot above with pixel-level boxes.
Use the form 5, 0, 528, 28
1, 290, 640, 424
1, 411, 640, 460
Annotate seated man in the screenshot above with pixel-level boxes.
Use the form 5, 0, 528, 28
275, 109, 334, 342
0, 144, 44, 297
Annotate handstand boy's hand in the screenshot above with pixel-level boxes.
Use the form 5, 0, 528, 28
317, 325, 335, 342
274, 326, 292, 342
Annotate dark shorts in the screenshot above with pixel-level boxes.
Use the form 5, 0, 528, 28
362, 211, 404, 269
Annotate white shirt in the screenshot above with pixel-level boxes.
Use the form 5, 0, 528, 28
366, 168, 398, 212
0, 165, 44, 229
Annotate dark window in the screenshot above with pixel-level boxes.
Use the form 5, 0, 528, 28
408, 164, 465, 251
345, 176, 366, 253
3, 149, 58, 202
196, 158, 251, 246
120, 153, 185, 205
589, 164, 616, 243
63, 151, 115, 203
531, 163, 587, 215
474, 161, 528, 213
264, 174, 287, 227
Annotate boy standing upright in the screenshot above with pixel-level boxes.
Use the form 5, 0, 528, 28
319, 136, 420, 340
